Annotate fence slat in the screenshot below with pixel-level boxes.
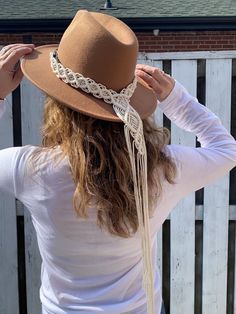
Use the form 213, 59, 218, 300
21, 79, 44, 314
0, 95, 19, 314
170, 60, 197, 314
153, 60, 164, 282
202, 59, 232, 314
140, 50, 236, 61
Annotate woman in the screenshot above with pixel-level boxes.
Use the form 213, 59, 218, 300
0, 10, 236, 314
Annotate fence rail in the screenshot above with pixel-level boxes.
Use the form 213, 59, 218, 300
1, 50, 236, 314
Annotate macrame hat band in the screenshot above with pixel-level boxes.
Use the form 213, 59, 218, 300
50, 50, 144, 153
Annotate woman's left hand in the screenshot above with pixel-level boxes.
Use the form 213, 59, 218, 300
0, 43, 34, 99
135, 64, 175, 102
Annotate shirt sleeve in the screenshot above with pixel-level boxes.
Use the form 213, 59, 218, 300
0, 99, 16, 194
0, 146, 21, 195
0, 99, 33, 196
159, 80, 236, 199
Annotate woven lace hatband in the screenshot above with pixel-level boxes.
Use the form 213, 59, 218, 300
50, 49, 155, 314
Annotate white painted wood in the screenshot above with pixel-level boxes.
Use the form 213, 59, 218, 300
21, 79, 44, 314
152, 60, 164, 281
0, 95, 19, 314
196, 205, 236, 222
139, 50, 236, 61
170, 60, 197, 314
202, 59, 232, 314
153, 60, 164, 127
16, 198, 24, 216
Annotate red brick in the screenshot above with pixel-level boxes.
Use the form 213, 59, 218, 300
1, 30, 236, 53
202, 40, 217, 44
170, 40, 193, 44
222, 44, 236, 48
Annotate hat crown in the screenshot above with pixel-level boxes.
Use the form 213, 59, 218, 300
57, 10, 139, 91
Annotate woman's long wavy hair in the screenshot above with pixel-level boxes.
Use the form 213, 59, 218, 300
38, 96, 176, 238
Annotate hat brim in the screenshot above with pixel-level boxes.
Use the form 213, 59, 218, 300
21, 45, 157, 122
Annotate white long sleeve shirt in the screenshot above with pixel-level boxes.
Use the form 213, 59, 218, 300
0, 81, 236, 314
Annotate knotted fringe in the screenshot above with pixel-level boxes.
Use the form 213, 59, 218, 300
114, 107, 155, 314
50, 50, 155, 314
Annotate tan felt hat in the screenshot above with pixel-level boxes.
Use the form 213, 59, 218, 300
21, 10, 157, 122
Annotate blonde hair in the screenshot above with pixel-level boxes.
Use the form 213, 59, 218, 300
37, 96, 176, 238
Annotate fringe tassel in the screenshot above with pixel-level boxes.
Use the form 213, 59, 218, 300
124, 126, 155, 314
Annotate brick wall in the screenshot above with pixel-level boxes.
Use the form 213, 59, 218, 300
1, 30, 236, 52
137, 30, 236, 52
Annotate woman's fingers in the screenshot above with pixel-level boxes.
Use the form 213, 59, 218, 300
0, 44, 22, 55
135, 69, 163, 94
136, 64, 175, 101
136, 64, 171, 83
0, 44, 34, 57
136, 64, 164, 81
0, 44, 34, 98
2, 46, 34, 72
1, 45, 27, 60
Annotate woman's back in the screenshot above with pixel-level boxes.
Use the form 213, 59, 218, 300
8, 145, 162, 313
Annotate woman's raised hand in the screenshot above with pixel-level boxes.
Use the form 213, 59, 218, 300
135, 64, 175, 102
0, 43, 34, 99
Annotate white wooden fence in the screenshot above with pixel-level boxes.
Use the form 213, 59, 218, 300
0, 50, 236, 314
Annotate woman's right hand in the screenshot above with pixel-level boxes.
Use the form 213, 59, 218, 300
0, 43, 34, 99
135, 64, 175, 102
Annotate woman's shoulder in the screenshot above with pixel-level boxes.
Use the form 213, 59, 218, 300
0, 144, 39, 171
4, 145, 72, 202
20, 145, 69, 176
5, 144, 64, 163
0, 145, 52, 197
0, 144, 70, 184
